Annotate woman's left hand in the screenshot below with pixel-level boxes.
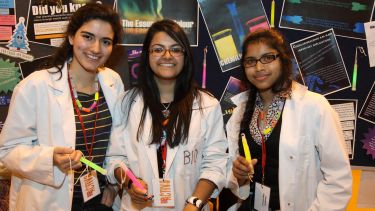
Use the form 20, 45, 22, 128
101, 185, 117, 207
183, 203, 199, 211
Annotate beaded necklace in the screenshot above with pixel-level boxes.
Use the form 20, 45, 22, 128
68, 72, 100, 113
249, 92, 287, 146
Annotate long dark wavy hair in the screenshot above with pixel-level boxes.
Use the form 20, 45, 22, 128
239, 29, 293, 135
47, 3, 122, 78
124, 19, 203, 148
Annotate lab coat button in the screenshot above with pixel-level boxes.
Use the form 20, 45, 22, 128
289, 156, 294, 160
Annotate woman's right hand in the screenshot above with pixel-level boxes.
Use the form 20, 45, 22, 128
232, 156, 257, 186
127, 178, 150, 204
53, 147, 83, 173
114, 167, 150, 204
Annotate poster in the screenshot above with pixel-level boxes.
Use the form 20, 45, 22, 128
219, 76, 247, 126
359, 81, 375, 124
290, 29, 350, 95
328, 99, 357, 159
18, 55, 52, 78
0, 0, 15, 41
26, 0, 115, 46
199, 0, 269, 72
126, 47, 142, 87
118, 0, 198, 46
364, 21, 375, 67
280, 0, 375, 40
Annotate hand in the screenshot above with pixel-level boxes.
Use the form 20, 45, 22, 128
183, 203, 199, 211
101, 185, 117, 207
114, 167, 126, 188
232, 156, 257, 186
127, 178, 150, 204
53, 147, 83, 173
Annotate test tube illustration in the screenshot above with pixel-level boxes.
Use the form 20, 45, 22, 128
212, 29, 238, 62
226, 1, 245, 45
246, 15, 269, 33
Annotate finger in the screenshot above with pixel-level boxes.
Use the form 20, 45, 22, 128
54, 146, 74, 154
252, 158, 258, 166
129, 189, 148, 203
233, 159, 251, 173
237, 156, 253, 168
233, 168, 249, 180
71, 162, 83, 170
70, 150, 83, 164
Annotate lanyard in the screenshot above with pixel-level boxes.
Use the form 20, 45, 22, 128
259, 111, 267, 185
260, 133, 266, 185
160, 118, 169, 178
161, 141, 167, 178
67, 73, 99, 160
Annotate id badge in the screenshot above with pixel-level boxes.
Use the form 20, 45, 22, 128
80, 170, 101, 202
254, 182, 270, 211
152, 178, 175, 208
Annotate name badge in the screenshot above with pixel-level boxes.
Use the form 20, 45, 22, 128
80, 170, 101, 202
254, 182, 270, 211
152, 178, 175, 208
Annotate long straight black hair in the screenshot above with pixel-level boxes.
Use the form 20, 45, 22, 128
124, 19, 204, 148
239, 29, 293, 135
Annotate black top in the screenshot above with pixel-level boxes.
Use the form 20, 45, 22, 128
72, 90, 112, 203
238, 113, 283, 211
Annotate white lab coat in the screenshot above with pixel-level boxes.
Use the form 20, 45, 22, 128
0, 63, 124, 211
106, 90, 228, 211
226, 83, 352, 211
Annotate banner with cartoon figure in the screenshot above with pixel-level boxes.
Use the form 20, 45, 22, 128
199, 0, 269, 72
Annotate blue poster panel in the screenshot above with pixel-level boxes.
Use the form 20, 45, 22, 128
280, 0, 375, 39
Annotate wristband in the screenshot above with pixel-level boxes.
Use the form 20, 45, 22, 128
186, 196, 204, 209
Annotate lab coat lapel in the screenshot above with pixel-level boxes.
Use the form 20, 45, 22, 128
165, 144, 180, 178
50, 63, 75, 147
98, 69, 116, 115
141, 108, 160, 178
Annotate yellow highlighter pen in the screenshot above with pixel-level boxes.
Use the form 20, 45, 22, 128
241, 133, 254, 174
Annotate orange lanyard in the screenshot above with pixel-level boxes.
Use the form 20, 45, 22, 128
67, 73, 99, 160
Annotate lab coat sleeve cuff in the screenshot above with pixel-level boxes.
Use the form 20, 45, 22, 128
238, 183, 251, 199
226, 170, 250, 200
200, 171, 225, 198
106, 160, 123, 185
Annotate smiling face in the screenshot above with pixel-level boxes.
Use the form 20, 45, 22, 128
68, 19, 114, 74
244, 42, 282, 94
148, 31, 185, 83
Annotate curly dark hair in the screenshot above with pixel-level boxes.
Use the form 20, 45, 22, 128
47, 3, 122, 77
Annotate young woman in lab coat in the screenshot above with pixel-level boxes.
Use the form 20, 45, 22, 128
226, 29, 352, 211
0, 3, 124, 211
105, 19, 228, 211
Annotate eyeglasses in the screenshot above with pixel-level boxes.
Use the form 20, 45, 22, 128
243, 54, 279, 68
149, 46, 185, 57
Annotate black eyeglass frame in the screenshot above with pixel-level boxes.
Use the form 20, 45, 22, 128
243, 54, 280, 68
